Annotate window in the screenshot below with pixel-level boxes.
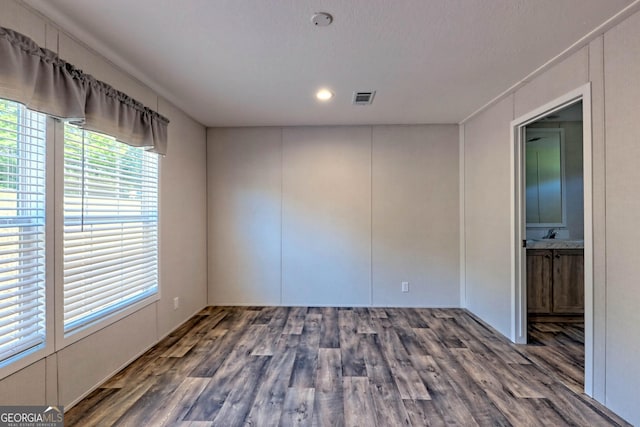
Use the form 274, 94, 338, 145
0, 102, 160, 373
62, 124, 158, 335
0, 99, 47, 366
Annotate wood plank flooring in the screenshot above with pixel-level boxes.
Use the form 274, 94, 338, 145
524, 321, 586, 395
65, 307, 631, 426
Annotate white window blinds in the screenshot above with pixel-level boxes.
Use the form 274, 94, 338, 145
63, 124, 158, 334
0, 99, 46, 365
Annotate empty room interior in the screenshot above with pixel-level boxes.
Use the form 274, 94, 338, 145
1, 0, 640, 425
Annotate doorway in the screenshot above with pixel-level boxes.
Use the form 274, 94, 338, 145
524, 102, 585, 391
510, 83, 595, 396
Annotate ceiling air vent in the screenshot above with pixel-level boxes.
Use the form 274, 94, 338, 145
352, 91, 376, 105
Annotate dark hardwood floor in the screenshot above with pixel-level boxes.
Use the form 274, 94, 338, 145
525, 321, 585, 395
66, 307, 630, 426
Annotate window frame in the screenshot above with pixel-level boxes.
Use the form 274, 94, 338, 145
0, 108, 54, 380
53, 121, 160, 350
0, 105, 162, 378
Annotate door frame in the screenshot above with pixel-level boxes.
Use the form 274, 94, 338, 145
510, 83, 594, 396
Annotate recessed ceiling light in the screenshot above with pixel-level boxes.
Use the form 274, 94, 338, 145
316, 89, 334, 101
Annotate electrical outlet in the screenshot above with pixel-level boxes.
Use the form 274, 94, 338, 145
401, 281, 409, 293
173, 297, 179, 310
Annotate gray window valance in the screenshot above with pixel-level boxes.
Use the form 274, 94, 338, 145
0, 26, 169, 154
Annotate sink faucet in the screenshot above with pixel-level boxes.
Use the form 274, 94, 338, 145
543, 228, 557, 239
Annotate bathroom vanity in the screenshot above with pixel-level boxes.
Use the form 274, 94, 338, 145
526, 240, 584, 319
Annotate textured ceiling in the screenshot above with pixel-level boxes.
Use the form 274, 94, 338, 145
25, 0, 633, 127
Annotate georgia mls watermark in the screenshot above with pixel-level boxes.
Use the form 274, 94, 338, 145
0, 406, 63, 427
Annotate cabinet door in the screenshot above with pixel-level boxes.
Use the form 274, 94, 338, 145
527, 250, 553, 314
552, 249, 584, 314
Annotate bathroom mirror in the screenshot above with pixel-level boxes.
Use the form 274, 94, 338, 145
525, 127, 566, 227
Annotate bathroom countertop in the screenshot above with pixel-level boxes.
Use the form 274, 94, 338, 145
526, 239, 584, 249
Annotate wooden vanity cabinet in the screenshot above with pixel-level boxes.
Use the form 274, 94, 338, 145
527, 250, 553, 313
551, 249, 584, 314
527, 248, 584, 316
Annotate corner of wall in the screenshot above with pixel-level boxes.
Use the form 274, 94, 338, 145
459, 123, 466, 308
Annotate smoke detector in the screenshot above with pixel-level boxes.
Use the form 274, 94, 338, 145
352, 91, 376, 105
311, 12, 333, 27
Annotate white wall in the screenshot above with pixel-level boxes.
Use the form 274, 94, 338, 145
602, 10, 640, 423
207, 128, 282, 305
282, 127, 372, 306
461, 95, 514, 336
372, 125, 460, 306
461, 9, 640, 423
208, 125, 460, 307
157, 98, 208, 337
0, 0, 208, 408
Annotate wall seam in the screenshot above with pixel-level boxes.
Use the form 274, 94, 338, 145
601, 32, 608, 406
204, 129, 209, 305
370, 126, 374, 307
280, 127, 284, 306
56, 25, 59, 54
459, 124, 466, 308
